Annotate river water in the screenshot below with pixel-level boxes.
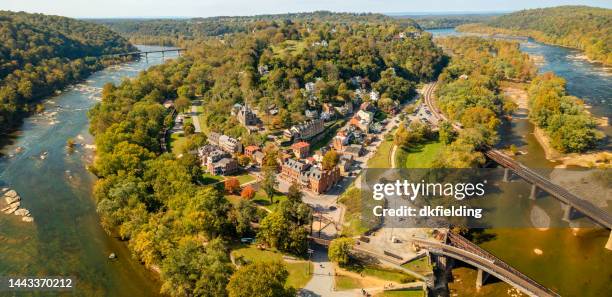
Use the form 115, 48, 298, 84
429, 28, 612, 296
0, 45, 178, 296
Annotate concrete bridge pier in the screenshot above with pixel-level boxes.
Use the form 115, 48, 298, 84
529, 184, 538, 200
476, 268, 489, 290
161, 51, 165, 61
606, 231, 612, 251
503, 168, 511, 182
561, 203, 583, 221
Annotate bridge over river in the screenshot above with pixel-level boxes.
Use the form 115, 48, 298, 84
423, 82, 612, 249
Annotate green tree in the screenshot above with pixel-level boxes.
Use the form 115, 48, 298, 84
227, 262, 295, 297
322, 150, 339, 171
261, 168, 278, 204
328, 237, 354, 265
175, 96, 191, 113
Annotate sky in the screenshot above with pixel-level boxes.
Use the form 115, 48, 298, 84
1, 0, 610, 18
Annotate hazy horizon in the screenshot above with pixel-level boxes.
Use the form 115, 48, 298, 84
1, 0, 610, 19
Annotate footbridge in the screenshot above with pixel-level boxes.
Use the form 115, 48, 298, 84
105, 48, 186, 60
412, 232, 560, 297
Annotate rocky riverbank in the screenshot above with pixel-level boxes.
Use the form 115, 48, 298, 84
1, 187, 34, 222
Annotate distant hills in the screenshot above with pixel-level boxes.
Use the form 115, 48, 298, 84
457, 6, 612, 65
90, 11, 420, 45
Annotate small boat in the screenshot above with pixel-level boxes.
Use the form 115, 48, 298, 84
108, 253, 117, 260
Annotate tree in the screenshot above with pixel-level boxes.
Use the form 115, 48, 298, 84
287, 182, 302, 203
227, 262, 295, 297
234, 200, 258, 236
224, 178, 241, 194
261, 168, 278, 204
240, 185, 256, 200
184, 122, 196, 136
174, 96, 191, 112
262, 143, 279, 171
322, 150, 339, 171
438, 121, 456, 145
328, 237, 354, 265
161, 239, 233, 297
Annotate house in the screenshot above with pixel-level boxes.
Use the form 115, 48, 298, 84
301, 166, 341, 194
291, 141, 310, 159
208, 132, 242, 153
332, 130, 351, 151
284, 119, 325, 141
197, 145, 228, 166
253, 151, 265, 166
207, 157, 238, 175
320, 111, 334, 121
350, 110, 374, 132
162, 100, 174, 109
339, 154, 353, 175
370, 90, 380, 102
305, 82, 316, 93
305, 109, 319, 119
280, 159, 311, 183
244, 145, 260, 158
343, 144, 363, 158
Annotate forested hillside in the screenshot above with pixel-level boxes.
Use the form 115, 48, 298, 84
397, 13, 498, 29
88, 16, 444, 296
0, 11, 135, 133
457, 6, 612, 65
91, 11, 420, 45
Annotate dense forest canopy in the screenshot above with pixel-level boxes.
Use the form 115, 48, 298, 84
395, 13, 499, 29
88, 15, 445, 296
0, 10, 135, 133
457, 6, 612, 65
90, 11, 421, 46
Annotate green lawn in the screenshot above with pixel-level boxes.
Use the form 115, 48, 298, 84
367, 134, 395, 168
401, 256, 433, 276
334, 275, 362, 290
201, 173, 224, 185
169, 132, 189, 155
233, 173, 255, 185
375, 289, 424, 297
231, 246, 312, 289
253, 189, 288, 212
395, 140, 443, 169
345, 263, 417, 283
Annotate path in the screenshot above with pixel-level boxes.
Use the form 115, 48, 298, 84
299, 246, 354, 297
191, 105, 202, 133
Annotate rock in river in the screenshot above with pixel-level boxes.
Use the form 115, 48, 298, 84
4, 195, 21, 205
4, 190, 18, 198
22, 217, 34, 223
14, 208, 30, 217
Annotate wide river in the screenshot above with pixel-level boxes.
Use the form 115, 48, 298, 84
0, 45, 178, 296
429, 28, 611, 296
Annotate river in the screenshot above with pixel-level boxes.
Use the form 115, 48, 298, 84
0, 45, 178, 297
428, 28, 612, 296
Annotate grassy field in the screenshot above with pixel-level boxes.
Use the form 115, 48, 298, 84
367, 134, 395, 168
395, 140, 442, 169
253, 189, 288, 212
271, 40, 307, 57
374, 289, 424, 297
169, 132, 189, 155
334, 274, 363, 290
231, 246, 312, 289
345, 263, 417, 283
233, 173, 255, 185
401, 256, 433, 276
201, 172, 224, 185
